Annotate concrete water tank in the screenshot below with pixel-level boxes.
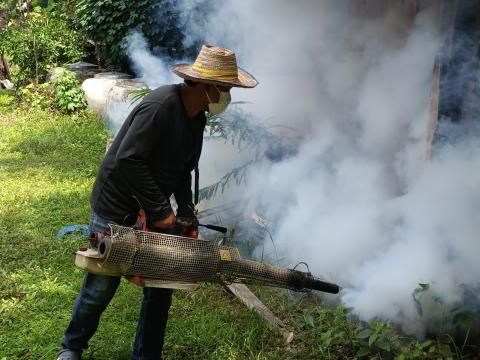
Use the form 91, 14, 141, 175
82, 73, 147, 135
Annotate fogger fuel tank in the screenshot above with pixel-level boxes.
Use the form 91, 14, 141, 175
75, 224, 340, 293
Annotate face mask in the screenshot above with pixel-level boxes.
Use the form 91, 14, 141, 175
205, 85, 231, 115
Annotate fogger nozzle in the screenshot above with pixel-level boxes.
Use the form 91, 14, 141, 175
304, 276, 340, 294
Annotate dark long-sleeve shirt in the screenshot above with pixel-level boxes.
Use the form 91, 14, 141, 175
90, 84, 206, 225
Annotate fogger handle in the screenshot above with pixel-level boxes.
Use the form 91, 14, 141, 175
201, 224, 228, 234
176, 217, 228, 234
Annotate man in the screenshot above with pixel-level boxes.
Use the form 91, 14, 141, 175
57, 44, 257, 360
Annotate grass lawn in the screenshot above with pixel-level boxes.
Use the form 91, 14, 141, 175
0, 96, 466, 359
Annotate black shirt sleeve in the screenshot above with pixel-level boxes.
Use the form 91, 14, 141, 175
173, 113, 205, 220
115, 101, 173, 221
174, 167, 195, 219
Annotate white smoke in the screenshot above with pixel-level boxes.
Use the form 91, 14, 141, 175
116, 0, 480, 336
82, 32, 176, 134
123, 31, 176, 88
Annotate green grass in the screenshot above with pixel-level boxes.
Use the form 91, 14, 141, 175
0, 104, 471, 359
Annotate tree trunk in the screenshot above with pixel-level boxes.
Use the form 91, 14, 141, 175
0, 52, 9, 80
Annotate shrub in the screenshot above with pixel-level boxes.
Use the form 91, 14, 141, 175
18, 70, 86, 113
0, 6, 86, 85
51, 70, 86, 113
19, 83, 54, 110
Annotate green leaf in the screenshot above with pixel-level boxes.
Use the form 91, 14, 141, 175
376, 339, 391, 352
304, 313, 314, 328
356, 329, 373, 339
355, 346, 370, 357
453, 311, 474, 326
368, 334, 378, 347
418, 283, 429, 290
420, 340, 432, 348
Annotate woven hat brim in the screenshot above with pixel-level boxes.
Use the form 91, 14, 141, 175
172, 64, 258, 88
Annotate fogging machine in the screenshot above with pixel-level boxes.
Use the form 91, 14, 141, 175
75, 224, 340, 294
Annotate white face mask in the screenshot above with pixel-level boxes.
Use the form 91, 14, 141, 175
205, 85, 231, 115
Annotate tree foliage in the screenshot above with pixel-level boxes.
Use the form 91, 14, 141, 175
0, 5, 86, 85
75, 0, 199, 71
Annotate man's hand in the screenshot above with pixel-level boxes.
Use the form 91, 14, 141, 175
154, 212, 176, 228
126, 275, 145, 287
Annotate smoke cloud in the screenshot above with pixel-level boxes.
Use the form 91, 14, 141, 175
109, 0, 480, 337
123, 31, 176, 89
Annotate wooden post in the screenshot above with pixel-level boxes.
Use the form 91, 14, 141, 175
425, 0, 447, 160
404, 0, 418, 30
446, 0, 459, 60
225, 283, 294, 344
426, 60, 440, 160
196, 231, 294, 343
0, 53, 9, 80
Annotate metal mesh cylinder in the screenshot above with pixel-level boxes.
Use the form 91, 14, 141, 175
95, 224, 339, 293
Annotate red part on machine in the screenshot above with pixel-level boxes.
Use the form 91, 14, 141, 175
186, 229, 199, 238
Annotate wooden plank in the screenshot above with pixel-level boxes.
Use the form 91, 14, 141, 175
426, 60, 440, 160
225, 283, 294, 344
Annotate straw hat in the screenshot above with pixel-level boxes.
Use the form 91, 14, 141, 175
172, 44, 258, 88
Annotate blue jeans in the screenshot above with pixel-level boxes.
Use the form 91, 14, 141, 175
61, 210, 173, 360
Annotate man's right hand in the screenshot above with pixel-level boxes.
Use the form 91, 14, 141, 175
153, 212, 176, 228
